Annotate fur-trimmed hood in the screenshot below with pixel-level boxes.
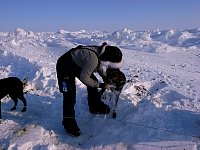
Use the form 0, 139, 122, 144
100, 44, 123, 69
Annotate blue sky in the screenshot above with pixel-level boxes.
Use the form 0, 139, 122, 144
0, 0, 199, 32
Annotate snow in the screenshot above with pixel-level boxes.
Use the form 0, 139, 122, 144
0, 27, 200, 150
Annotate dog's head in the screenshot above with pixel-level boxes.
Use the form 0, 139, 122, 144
106, 68, 126, 91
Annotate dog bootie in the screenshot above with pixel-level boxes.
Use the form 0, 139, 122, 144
62, 118, 81, 137
89, 101, 110, 114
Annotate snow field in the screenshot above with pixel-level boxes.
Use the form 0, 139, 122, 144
0, 28, 200, 149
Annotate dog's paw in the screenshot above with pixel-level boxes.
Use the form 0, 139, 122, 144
21, 107, 27, 112
10, 106, 16, 111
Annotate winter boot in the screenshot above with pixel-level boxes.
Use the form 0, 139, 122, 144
62, 118, 81, 137
89, 101, 110, 114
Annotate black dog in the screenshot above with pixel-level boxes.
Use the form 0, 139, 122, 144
0, 77, 27, 112
100, 68, 126, 118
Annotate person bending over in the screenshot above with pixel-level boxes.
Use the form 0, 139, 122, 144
56, 42, 123, 136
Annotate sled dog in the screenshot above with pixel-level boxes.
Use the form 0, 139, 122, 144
0, 77, 27, 112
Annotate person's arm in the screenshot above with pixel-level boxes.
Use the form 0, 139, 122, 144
97, 65, 107, 78
79, 54, 100, 88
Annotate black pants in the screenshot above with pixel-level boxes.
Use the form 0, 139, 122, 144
56, 51, 101, 122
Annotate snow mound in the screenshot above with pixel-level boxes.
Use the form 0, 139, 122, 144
57, 29, 68, 34
14, 28, 28, 36
0, 49, 39, 80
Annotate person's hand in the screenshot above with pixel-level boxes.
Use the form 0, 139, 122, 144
105, 83, 116, 90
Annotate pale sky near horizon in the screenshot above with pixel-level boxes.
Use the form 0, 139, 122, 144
0, 0, 199, 32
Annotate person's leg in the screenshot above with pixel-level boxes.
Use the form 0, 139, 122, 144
62, 78, 76, 121
62, 77, 81, 136
56, 52, 81, 136
87, 74, 100, 107
87, 74, 110, 114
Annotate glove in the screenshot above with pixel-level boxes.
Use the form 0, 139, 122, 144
105, 83, 116, 89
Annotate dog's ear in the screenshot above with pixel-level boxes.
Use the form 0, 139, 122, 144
116, 71, 126, 90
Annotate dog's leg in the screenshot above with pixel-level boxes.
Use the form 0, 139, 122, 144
10, 97, 18, 111
18, 95, 27, 112
112, 90, 121, 118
